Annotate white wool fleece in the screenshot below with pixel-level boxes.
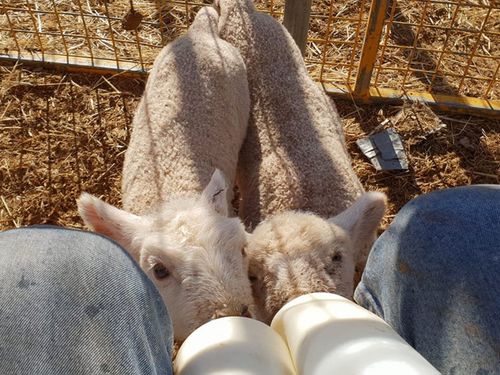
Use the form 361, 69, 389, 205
123, 5, 250, 214
217, 0, 364, 229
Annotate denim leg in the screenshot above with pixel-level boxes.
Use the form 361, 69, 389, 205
354, 185, 500, 375
0, 226, 173, 375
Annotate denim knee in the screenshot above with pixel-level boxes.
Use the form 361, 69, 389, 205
354, 186, 500, 374
0, 226, 173, 375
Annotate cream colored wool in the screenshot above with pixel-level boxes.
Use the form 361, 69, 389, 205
122, 6, 250, 215
216, 0, 386, 322
247, 192, 386, 322
77, 7, 256, 342
217, 0, 364, 229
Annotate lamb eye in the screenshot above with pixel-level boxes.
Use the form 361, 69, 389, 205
332, 254, 342, 262
153, 263, 170, 279
249, 275, 257, 283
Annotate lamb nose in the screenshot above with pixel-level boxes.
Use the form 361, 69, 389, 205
241, 304, 251, 318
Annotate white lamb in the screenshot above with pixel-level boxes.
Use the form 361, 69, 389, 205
246, 193, 386, 322
216, 0, 386, 322
77, 6, 255, 342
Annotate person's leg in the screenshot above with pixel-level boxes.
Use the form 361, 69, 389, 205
354, 185, 500, 375
0, 226, 173, 375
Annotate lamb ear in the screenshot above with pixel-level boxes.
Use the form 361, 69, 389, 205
329, 192, 387, 256
201, 169, 229, 216
77, 193, 145, 260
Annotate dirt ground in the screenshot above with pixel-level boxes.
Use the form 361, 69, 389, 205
1, 64, 498, 231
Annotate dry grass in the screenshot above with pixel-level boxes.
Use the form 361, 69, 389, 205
338, 99, 500, 228
1, 64, 498, 231
0, 65, 140, 228
1, 0, 498, 98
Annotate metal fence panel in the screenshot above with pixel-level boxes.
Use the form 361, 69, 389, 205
0, 0, 498, 116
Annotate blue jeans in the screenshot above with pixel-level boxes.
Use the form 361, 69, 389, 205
355, 185, 500, 375
1, 186, 498, 374
0, 227, 173, 375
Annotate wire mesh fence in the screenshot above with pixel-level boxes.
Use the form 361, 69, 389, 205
0, 0, 498, 115
371, 0, 498, 99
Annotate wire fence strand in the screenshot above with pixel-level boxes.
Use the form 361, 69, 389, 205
0, 0, 498, 106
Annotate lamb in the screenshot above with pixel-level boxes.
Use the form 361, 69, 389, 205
246, 193, 386, 322
216, 0, 386, 322
77, 6, 255, 342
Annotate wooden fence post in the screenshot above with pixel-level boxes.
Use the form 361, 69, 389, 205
283, 0, 312, 56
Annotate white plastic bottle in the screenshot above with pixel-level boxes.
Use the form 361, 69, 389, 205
174, 292, 440, 374
271, 292, 440, 375
174, 316, 296, 375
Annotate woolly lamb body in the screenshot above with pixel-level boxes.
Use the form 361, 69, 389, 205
217, 0, 364, 229
123, 6, 250, 214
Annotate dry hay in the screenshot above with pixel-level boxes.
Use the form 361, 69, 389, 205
1, 0, 498, 99
1, 64, 498, 231
338, 99, 500, 228
0, 64, 141, 228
